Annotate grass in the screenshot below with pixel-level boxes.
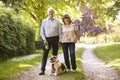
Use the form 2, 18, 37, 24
58, 48, 85, 80
0, 48, 84, 80
0, 52, 42, 80
94, 44, 120, 72
0, 49, 63, 80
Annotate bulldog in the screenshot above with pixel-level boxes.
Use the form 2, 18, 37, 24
49, 56, 66, 76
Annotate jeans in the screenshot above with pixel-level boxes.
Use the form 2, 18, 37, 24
41, 36, 59, 72
62, 43, 76, 70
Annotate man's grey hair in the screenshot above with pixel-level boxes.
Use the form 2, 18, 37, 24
47, 7, 55, 13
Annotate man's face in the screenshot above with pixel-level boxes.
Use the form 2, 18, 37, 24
48, 10, 54, 18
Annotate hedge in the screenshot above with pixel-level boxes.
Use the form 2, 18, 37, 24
0, 2, 35, 60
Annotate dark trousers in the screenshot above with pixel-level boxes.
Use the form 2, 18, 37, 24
41, 36, 59, 72
62, 43, 76, 70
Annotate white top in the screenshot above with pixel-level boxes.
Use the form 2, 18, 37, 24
60, 24, 78, 43
40, 17, 60, 40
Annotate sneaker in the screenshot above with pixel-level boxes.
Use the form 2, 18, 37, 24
39, 71, 45, 75
71, 69, 76, 72
67, 69, 70, 72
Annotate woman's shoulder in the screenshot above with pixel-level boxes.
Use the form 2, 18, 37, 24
61, 24, 75, 28
62, 24, 66, 27
68, 23, 76, 28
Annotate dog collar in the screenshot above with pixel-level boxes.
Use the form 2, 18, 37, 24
55, 60, 59, 63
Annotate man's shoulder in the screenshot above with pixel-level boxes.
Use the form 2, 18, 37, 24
54, 18, 59, 21
54, 18, 60, 23
42, 17, 60, 23
43, 18, 48, 21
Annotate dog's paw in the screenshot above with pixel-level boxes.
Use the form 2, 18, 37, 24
54, 73, 58, 76
48, 73, 52, 76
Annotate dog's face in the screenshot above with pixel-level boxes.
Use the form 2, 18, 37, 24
49, 56, 66, 76
50, 56, 57, 64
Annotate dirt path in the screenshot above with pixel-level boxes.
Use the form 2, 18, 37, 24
11, 43, 120, 80
82, 45, 120, 80
11, 54, 64, 80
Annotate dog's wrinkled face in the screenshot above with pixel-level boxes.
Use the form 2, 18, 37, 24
50, 56, 57, 64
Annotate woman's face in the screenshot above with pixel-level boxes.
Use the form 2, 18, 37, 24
64, 18, 70, 25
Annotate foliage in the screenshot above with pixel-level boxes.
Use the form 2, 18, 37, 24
76, 0, 119, 19
1, 0, 24, 10
95, 26, 120, 43
1, 0, 120, 41
1, 0, 120, 42
1, 0, 82, 40
107, 0, 120, 19
20, 0, 81, 40
35, 41, 43, 50
0, 2, 35, 59
78, 5, 105, 37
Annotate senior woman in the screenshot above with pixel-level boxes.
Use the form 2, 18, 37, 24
60, 14, 78, 72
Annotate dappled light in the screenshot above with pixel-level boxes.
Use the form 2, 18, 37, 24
76, 57, 81, 61
107, 59, 120, 67
19, 64, 33, 68
0, 0, 120, 80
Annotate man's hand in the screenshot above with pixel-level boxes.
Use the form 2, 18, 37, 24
58, 42, 61, 47
44, 40, 48, 45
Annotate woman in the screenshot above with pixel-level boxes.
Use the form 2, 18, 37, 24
60, 14, 78, 72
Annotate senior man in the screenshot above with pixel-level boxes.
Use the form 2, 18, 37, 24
39, 8, 60, 75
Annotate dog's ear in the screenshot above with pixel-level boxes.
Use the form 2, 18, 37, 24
54, 56, 58, 59
50, 57, 52, 60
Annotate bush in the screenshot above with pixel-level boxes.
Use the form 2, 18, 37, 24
0, 2, 35, 59
35, 41, 43, 50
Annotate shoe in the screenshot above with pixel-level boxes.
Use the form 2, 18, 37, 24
71, 69, 76, 72
39, 71, 45, 75
67, 69, 70, 72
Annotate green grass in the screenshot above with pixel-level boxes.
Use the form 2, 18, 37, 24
0, 48, 84, 80
94, 44, 120, 72
58, 48, 85, 80
0, 53, 41, 80
0, 49, 63, 80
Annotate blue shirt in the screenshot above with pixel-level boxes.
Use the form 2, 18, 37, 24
40, 17, 60, 40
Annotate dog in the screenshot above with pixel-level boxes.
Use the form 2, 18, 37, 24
49, 56, 66, 76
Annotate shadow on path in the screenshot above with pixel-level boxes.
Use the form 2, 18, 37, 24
11, 54, 65, 80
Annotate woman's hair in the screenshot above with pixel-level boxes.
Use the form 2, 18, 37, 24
62, 14, 72, 25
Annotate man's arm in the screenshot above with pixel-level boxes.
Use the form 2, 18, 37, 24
40, 20, 48, 44
57, 21, 61, 42
40, 20, 46, 41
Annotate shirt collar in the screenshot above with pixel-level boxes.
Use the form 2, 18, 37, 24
47, 17, 55, 20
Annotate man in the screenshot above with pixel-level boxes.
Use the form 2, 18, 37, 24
39, 8, 60, 75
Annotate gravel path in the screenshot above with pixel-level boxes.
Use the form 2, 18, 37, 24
11, 43, 120, 80
11, 54, 41, 62
82, 46, 120, 80
11, 54, 65, 80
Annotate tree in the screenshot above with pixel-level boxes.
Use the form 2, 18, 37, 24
107, 0, 120, 19
1, 0, 120, 41
0, 1, 35, 58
